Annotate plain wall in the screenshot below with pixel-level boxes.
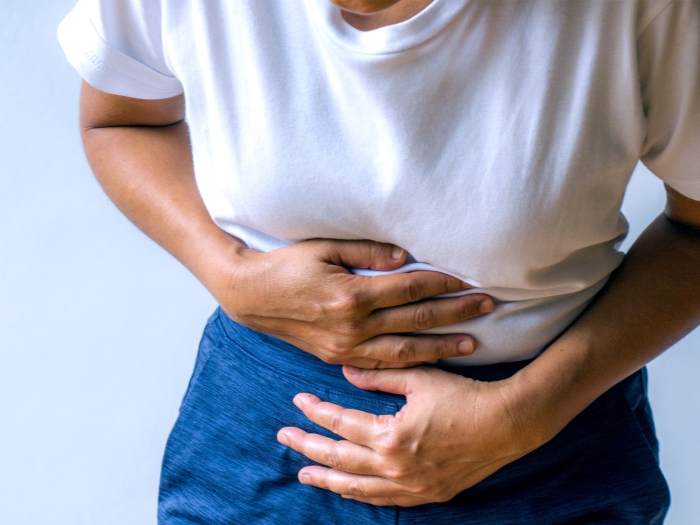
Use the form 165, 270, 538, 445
0, 2, 698, 523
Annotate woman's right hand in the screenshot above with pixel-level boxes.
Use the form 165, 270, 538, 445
215, 239, 494, 369
78, 86, 491, 368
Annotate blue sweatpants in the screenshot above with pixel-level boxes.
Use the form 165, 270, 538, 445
158, 308, 670, 524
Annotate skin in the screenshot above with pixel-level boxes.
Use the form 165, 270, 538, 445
80, 82, 494, 371
333, 0, 433, 30
271, 1, 700, 505
280, 212, 700, 506
80, 0, 700, 508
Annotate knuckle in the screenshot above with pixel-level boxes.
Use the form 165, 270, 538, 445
321, 353, 344, 365
412, 305, 436, 331
333, 291, 362, 315
322, 446, 342, 470
329, 336, 351, 352
314, 347, 332, 362
338, 288, 372, 316
375, 433, 401, 456
336, 319, 365, 339
433, 490, 453, 503
314, 343, 340, 364
408, 482, 432, 496
347, 478, 366, 497
392, 339, 415, 362
437, 272, 454, 292
384, 463, 410, 481
320, 337, 355, 362
329, 412, 344, 435
406, 486, 422, 497
404, 278, 424, 303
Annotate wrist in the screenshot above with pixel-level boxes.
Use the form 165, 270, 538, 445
181, 223, 253, 301
498, 371, 565, 454
501, 338, 622, 453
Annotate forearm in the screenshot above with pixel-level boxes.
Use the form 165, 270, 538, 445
81, 120, 246, 295
510, 214, 700, 448
79, 83, 496, 369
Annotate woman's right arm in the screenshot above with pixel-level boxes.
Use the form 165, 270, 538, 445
80, 81, 493, 368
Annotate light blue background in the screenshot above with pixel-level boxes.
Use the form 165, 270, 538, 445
0, 2, 698, 523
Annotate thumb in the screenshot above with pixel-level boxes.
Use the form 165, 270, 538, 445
318, 240, 406, 271
343, 365, 420, 396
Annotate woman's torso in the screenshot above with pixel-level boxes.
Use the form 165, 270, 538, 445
156, 0, 659, 363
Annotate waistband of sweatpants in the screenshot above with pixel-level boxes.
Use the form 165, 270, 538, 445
212, 307, 538, 387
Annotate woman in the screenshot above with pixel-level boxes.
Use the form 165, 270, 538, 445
59, 0, 700, 523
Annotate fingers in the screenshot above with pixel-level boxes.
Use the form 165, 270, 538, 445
277, 427, 382, 476
278, 391, 438, 506
352, 333, 476, 363
367, 293, 493, 335
314, 239, 407, 272
341, 495, 398, 506
298, 465, 402, 498
360, 270, 472, 309
343, 366, 416, 395
332, 356, 425, 370
288, 393, 387, 446
284, 334, 448, 369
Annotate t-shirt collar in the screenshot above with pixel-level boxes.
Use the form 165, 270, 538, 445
308, 0, 468, 55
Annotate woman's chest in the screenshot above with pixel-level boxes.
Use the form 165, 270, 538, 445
166, 0, 646, 278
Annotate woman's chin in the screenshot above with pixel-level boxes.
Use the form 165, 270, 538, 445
328, 0, 401, 15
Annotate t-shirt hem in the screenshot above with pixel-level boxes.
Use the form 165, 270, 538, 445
57, 5, 183, 100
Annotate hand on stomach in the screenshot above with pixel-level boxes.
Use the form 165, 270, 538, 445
218, 238, 494, 369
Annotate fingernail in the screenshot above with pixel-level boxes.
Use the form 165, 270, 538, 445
300, 473, 311, 484
293, 395, 303, 409
278, 433, 289, 446
391, 247, 405, 260
345, 365, 359, 376
479, 298, 494, 314
461, 281, 473, 290
458, 339, 474, 355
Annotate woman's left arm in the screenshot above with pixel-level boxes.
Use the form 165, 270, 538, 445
277, 185, 700, 506
497, 185, 700, 447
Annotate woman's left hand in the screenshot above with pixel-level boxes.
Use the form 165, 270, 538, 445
277, 365, 542, 507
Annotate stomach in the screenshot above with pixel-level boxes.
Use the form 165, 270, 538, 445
215, 220, 612, 365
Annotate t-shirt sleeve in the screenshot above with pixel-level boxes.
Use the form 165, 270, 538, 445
638, 0, 700, 200
57, 0, 183, 100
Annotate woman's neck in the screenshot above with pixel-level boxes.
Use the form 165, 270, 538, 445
341, 0, 433, 31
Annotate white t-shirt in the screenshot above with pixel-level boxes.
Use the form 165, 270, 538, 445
58, 0, 700, 364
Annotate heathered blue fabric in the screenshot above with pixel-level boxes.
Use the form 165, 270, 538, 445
158, 308, 670, 524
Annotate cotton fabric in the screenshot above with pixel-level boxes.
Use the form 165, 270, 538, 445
158, 308, 670, 524
58, 0, 700, 364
